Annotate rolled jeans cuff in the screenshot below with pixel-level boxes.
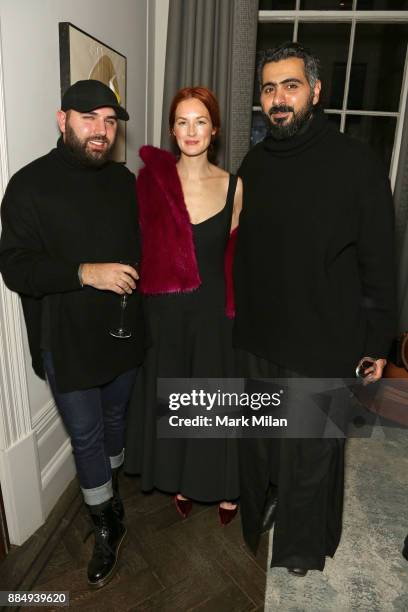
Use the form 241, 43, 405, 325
110, 448, 125, 470
82, 479, 113, 506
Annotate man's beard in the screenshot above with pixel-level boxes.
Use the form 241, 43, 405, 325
266, 94, 315, 140
64, 122, 112, 167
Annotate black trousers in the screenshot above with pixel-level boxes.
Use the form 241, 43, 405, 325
236, 349, 345, 571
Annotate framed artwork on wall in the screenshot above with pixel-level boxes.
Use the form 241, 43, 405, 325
59, 22, 127, 163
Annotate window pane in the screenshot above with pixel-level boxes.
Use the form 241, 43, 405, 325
300, 0, 352, 8
256, 22, 294, 52
297, 23, 351, 109
326, 113, 342, 131
250, 111, 269, 147
357, 0, 408, 8
254, 23, 294, 105
348, 23, 408, 112
344, 115, 396, 170
259, 0, 296, 7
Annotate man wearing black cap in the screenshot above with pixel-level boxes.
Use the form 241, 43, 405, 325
0, 79, 145, 589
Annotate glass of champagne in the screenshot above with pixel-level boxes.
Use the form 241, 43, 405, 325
109, 261, 138, 339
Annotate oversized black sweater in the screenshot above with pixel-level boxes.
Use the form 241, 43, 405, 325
234, 110, 396, 377
0, 138, 146, 391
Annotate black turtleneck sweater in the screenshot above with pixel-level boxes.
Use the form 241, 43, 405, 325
234, 110, 396, 377
0, 138, 146, 391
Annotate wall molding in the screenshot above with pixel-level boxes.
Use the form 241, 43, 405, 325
0, 18, 42, 545
32, 398, 59, 440
41, 438, 73, 490
41, 439, 75, 518
0, 291, 31, 445
0, 18, 31, 450
34, 398, 72, 484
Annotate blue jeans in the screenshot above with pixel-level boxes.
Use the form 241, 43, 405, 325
43, 351, 136, 505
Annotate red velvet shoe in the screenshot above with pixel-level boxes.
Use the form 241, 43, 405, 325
174, 495, 192, 519
218, 504, 238, 526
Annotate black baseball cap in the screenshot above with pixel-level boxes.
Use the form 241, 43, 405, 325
61, 79, 129, 121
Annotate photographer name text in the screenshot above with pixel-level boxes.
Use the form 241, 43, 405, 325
168, 415, 287, 427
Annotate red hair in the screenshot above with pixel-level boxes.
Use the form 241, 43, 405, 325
168, 86, 221, 136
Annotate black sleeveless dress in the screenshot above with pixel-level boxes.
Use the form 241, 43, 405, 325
124, 175, 239, 502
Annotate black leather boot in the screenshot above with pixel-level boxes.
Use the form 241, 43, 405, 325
87, 499, 126, 589
111, 467, 124, 521
261, 484, 278, 533
288, 567, 308, 577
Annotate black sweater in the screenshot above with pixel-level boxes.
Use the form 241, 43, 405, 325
234, 110, 396, 377
0, 138, 146, 391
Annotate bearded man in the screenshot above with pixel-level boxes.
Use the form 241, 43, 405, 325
234, 43, 396, 575
0, 80, 146, 588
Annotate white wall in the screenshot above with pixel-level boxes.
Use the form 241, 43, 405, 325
1, 0, 149, 176
153, 0, 169, 146
0, 0, 154, 544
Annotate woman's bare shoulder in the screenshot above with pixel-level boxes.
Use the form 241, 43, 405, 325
236, 176, 243, 197
209, 164, 229, 179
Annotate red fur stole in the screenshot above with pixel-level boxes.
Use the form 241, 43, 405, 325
137, 146, 201, 294
136, 145, 236, 318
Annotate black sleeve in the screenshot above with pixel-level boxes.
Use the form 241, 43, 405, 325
357, 153, 397, 358
0, 176, 81, 298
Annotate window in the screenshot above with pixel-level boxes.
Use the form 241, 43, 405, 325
252, 1, 408, 187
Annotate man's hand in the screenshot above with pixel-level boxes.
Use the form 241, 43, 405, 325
356, 357, 387, 385
80, 263, 139, 295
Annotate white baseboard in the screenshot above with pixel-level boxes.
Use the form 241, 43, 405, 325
0, 403, 77, 545
0, 431, 43, 545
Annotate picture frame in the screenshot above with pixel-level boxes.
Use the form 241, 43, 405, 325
59, 22, 127, 163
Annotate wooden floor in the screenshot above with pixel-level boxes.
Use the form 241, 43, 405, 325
24, 473, 268, 611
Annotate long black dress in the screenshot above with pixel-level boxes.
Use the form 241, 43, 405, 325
124, 175, 239, 502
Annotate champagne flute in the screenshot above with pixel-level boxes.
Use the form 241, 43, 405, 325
109, 261, 138, 339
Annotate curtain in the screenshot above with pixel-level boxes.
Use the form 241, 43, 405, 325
160, 0, 259, 172
395, 101, 408, 331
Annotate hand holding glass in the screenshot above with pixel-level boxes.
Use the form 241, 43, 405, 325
109, 262, 138, 338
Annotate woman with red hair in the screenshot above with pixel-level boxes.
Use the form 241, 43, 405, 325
125, 86, 242, 522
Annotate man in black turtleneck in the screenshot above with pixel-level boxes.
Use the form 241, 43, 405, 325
0, 80, 145, 589
234, 43, 395, 575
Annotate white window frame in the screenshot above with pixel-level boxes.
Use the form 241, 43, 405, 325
255, 3, 408, 189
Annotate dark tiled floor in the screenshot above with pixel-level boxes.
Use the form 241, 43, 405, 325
24, 474, 268, 611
